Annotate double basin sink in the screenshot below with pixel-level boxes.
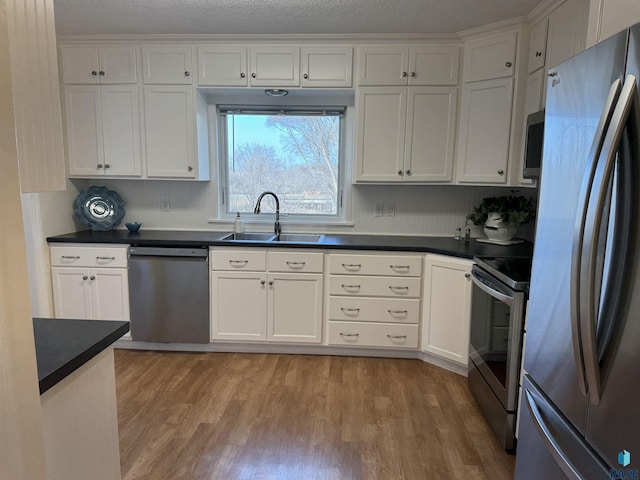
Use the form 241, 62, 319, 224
221, 232, 324, 243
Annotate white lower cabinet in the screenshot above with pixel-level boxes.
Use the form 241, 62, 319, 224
210, 249, 323, 343
50, 246, 130, 333
421, 253, 472, 366
327, 251, 422, 349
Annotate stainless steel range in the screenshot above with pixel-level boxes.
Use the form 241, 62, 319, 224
468, 256, 532, 451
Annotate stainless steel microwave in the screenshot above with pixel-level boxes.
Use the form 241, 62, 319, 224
523, 109, 544, 178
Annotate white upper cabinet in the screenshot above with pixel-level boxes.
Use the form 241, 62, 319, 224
463, 32, 517, 82
456, 77, 514, 184
357, 45, 460, 86
301, 46, 353, 87
589, 0, 640, 44
527, 18, 548, 73
141, 46, 193, 84
546, 0, 587, 69
61, 46, 137, 84
197, 46, 248, 86
249, 46, 300, 86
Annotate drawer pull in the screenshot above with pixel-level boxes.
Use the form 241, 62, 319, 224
341, 284, 361, 290
388, 286, 409, 293
340, 332, 359, 338
340, 307, 360, 314
390, 264, 410, 270
388, 309, 408, 315
96, 256, 116, 260
61, 255, 81, 259
229, 260, 249, 266
341, 263, 362, 270
387, 334, 407, 340
286, 261, 306, 268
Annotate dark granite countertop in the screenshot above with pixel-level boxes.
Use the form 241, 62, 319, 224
46, 229, 533, 259
33, 318, 129, 394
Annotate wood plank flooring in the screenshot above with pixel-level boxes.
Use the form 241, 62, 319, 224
115, 350, 515, 480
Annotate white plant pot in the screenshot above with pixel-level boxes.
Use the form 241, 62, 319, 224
483, 212, 519, 242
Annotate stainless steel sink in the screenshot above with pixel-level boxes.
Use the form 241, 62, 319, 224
220, 232, 275, 241
272, 234, 324, 243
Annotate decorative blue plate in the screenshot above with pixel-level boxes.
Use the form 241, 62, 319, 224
73, 186, 125, 231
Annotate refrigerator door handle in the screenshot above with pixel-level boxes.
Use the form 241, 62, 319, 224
580, 74, 637, 406
524, 388, 582, 480
570, 78, 622, 397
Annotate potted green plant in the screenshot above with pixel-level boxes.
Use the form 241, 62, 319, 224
467, 194, 535, 243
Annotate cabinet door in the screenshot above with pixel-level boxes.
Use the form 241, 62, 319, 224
197, 46, 248, 86
597, 0, 640, 42
267, 273, 323, 343
354, 87, 406, 182
547, 0, 586, 69
422, 255, 472, 365
51, 267, 92, 319
100, 85, 142, 177
456, 77, 513, 184
528, 18, 548, 73
409, 45, 460, 85
301, 47, 353, 87
143, 85, 196, 178
141, 46, 193, 84
463, 31, 517, 82
64, 85, 104, 176
357, 46, 409, 86
97, 47, 137, 84
60, 47, 100, 84
404, 86, 457, 182
211, 272, 267, 341
89, 268, 130, 321
249, 47, 300, 86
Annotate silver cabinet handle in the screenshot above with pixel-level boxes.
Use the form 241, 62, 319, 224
260, 280, 266, 285
184, 71, 190, 77
104, 164, 110, 169
96, 256, 115, 260
397, 170, 403, 175
90, 276, 95, 281
390, 264, 410, 270
405, 170, 411, 175
387, 309, 408, 315
340, 307, 360, 313
188, 166, 193, 172
465, 273, 471, 278
99, 70, 105, 76
61, 255, 80, 259
286, 261, 306, 267
341, 284, 361, 290
401, 71, 408, 77
97, 164, 103, 169
340, 332, 359, 338
82, 275, 88, 280
497, 169, 504, 175
229, 260, 249, 265
251, 73, 256, 78
341, 263, 362, 270
240, 72, 246, 78
536, 51, 542, 57
91, 70, 97, 76
268, 280, 274, 286
388, 286, 409, 293
303, 73, 308, 79
387, 334, 407, 340
410, 72, 416, 77
505, 61, 512, 67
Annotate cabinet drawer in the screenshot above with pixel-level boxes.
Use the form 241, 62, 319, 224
329, 254, 422, 276
329, 297, 420, 324
328, 321, 419, 349
50, 245, 128, 268
211, 250, 266, 271
268, 251, 323, 273
329, 275, 421, 298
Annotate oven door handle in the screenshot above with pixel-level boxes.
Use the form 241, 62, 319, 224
471, 270, 514, 306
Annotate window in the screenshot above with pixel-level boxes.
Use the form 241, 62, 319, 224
219, 106, 345, 220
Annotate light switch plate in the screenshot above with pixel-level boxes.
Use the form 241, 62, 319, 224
374, 202, 384, 217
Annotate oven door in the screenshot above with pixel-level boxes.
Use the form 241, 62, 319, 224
469, 265, 526, 411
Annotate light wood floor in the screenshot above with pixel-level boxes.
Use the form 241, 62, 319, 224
115, 350, 515, 480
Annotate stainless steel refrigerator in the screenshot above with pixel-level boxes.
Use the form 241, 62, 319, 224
515, 25, 640, 479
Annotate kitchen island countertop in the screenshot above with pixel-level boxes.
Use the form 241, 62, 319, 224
47, 230, 533, 259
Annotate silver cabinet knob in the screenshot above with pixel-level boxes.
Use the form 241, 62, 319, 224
303, 73, 308, 79
97, 164, 103, 169
99, 71, 105, 76
505, 62, 512, 68
465, 273, 471, 278
104, 164, 110, 169
251, 73, 256, 78
91, 71, 97, 76
401, 71, 408, 77
410, 72, 416, 77
240, 72, 246, 78
498, 169, 504, 175
268, 281, 274, 286
405, 169, 411, 175
90, 275, 95, 281
260, 280, 266, 285
188, 166, 193, 172
536, 51, 542, 57
82, 275, 88, 280
184, 71, 190, 77
397, 170, 403, 175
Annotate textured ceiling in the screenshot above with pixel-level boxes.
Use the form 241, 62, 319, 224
53, 0, 542, 36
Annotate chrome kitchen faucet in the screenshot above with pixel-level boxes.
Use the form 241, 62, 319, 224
254, 191, 281, 238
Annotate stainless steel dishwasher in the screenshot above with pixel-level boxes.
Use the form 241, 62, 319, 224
128, 246, 209, 343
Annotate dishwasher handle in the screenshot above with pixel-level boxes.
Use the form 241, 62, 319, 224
128, 246, 208, 258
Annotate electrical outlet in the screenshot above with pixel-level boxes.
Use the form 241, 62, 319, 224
161, 198, 171, 212
386, 203, 395, 216
374, 202, 384, 217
